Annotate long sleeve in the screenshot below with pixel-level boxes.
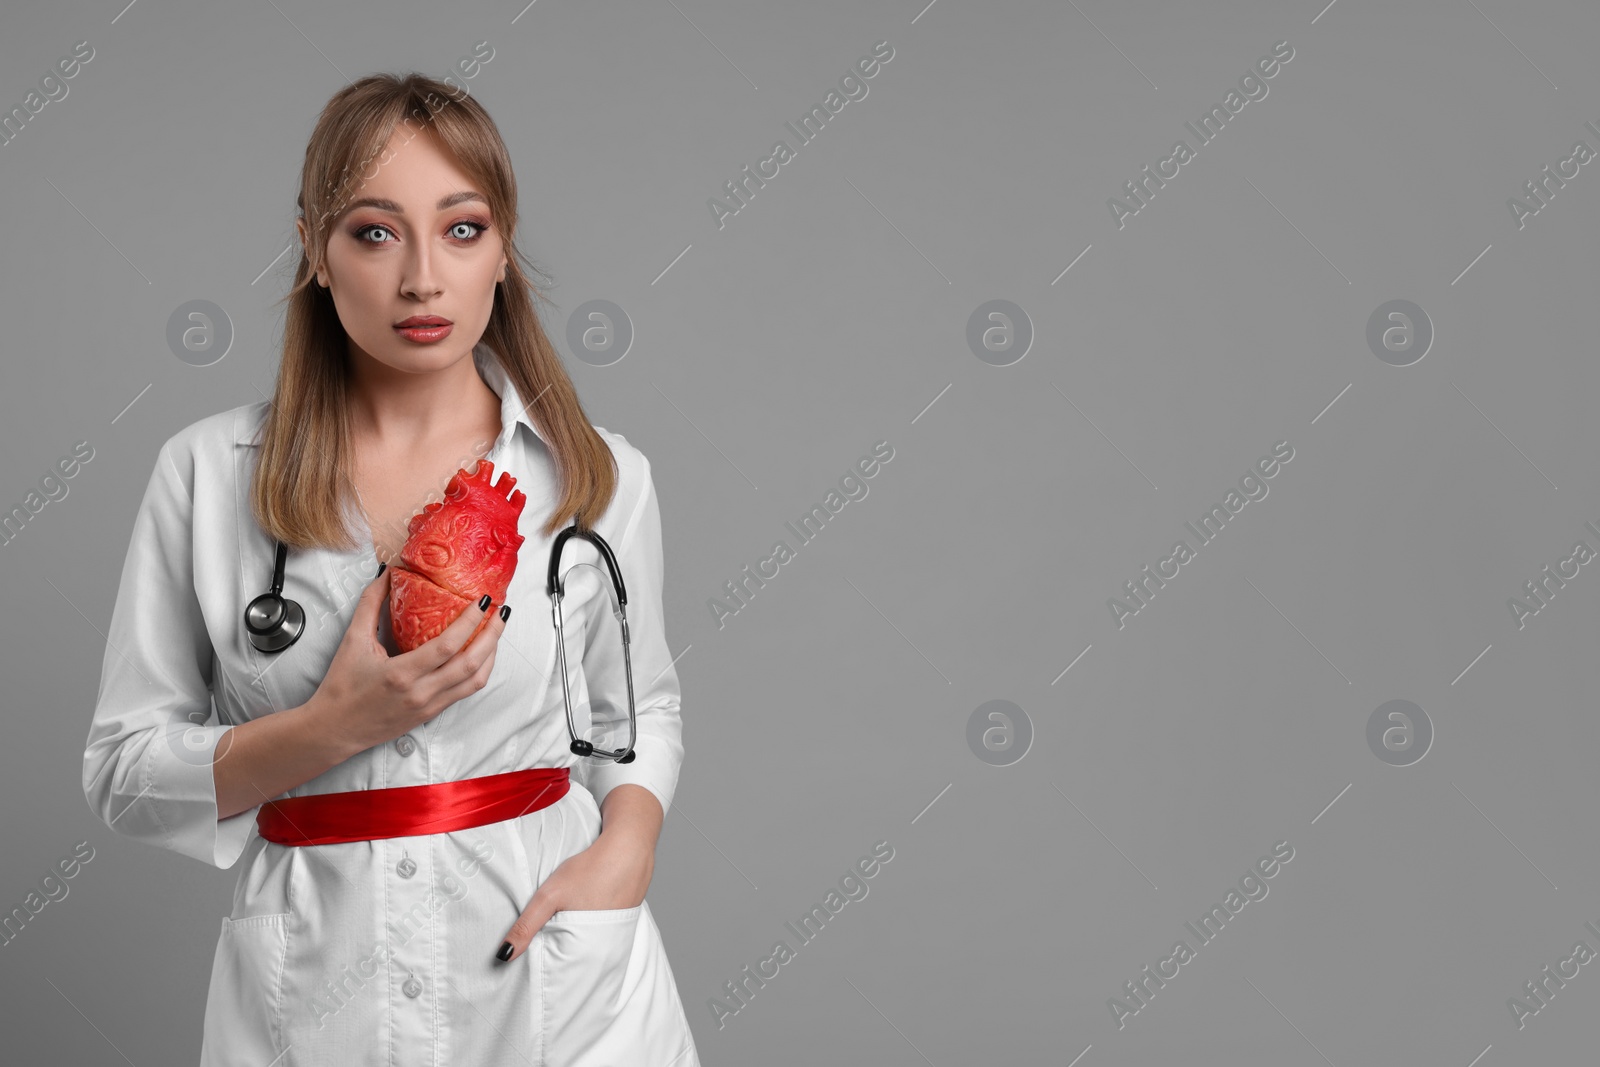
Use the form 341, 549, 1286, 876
579, 455, 685, 819
81, 437, 256, 869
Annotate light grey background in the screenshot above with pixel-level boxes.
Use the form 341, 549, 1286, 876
3, 0, 1598, 1063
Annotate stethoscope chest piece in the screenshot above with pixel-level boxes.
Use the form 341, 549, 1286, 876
246, 541, 306, 653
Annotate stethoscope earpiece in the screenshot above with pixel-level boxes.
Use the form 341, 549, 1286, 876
567, 737, 636, 763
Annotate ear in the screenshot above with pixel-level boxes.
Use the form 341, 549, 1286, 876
496, 251, 507, 285
296, 216, 330, 288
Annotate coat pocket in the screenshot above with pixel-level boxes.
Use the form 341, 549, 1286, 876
199, 913, 289, 1067
539, 904, 645, 1061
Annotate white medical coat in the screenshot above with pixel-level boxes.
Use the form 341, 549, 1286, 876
81, 343, 701, 1066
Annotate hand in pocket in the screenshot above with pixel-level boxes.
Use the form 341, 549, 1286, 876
492, 830, 653, 963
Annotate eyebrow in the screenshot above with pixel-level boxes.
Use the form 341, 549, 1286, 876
341, 191, 487, 215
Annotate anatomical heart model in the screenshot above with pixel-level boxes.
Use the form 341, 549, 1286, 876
389, 458, 527, 653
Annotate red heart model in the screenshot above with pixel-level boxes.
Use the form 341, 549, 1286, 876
388, 458, 527, 653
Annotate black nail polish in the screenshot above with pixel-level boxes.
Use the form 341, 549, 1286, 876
496, 941, 514, 962
499, 604, 512, 622
478, 594, 492, 611
376, 562, 386, 577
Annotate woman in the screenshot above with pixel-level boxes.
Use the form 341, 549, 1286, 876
80, 73, 701, 1066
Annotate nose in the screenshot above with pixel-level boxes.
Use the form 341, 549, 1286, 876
400, 239, 442, 300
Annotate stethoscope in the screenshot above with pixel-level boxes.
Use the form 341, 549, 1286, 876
245, 527, 637, 764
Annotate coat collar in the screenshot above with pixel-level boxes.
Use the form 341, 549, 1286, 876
238, 341, 548, 451
472, 340, 550, 451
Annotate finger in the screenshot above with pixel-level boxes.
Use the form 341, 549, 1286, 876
424, 603, 510, 699
495, 890, 558, 963
429, 639, 501, 711
350, 564, 391, 639
399, 591, 495, 673
446, 600, 511, 672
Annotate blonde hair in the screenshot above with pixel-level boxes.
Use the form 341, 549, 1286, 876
251, 72, 616, 549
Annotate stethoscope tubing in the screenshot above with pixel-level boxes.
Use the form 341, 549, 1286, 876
245, 526, 638, 764
548, 523, 637, 764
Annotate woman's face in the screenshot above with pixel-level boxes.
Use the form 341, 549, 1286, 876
298, 123, 507, 375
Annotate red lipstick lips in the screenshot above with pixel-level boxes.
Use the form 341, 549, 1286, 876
394, 315, 454, 343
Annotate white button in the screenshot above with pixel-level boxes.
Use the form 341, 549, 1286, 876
397, 856, 417, 878
402, 975, 422, 998
395, 735, 416, 757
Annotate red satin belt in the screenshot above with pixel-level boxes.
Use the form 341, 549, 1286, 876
256, 767, 571, 846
